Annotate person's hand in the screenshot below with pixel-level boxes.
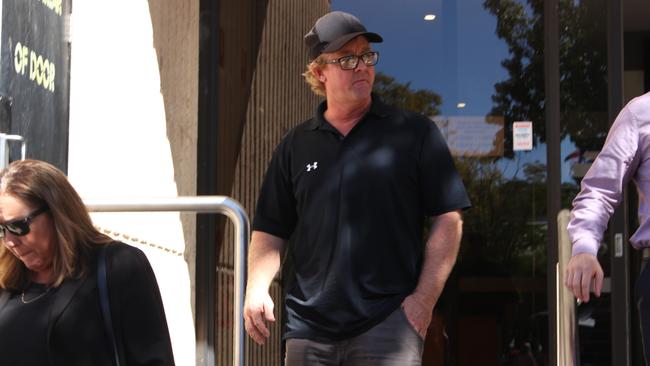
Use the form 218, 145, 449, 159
243, 288, 275, 345
401, 293, 433, 340
565, 252, 604, 303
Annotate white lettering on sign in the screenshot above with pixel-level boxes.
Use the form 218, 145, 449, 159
14, 42, 29, 75
39, 0, 63, 16
13, 41, 56, 93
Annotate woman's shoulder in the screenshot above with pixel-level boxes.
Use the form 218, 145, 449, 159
104, 241, 145, 255
102, 242, 150, 274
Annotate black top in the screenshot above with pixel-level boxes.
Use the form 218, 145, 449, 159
0, 242, 175, 366
253, 95, 471, 341
0, 283, 56, 365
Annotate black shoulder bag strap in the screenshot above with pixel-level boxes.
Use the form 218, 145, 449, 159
98, 246, 122, 366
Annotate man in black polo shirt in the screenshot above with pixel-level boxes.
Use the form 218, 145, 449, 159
243, 11, 471, 365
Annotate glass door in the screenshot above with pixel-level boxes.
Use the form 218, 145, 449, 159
332, 0, 552, 364
331, 0, 650, 363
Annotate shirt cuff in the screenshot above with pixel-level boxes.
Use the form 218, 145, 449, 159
571, 237, 600, 257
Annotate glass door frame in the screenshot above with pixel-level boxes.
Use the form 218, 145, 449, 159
606, 1, 632, 365
544, 0, 561, 362
545, 0, 631, 364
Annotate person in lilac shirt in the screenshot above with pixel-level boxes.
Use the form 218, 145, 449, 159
566, 91, 650, 363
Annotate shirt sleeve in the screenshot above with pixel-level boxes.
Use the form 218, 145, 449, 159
252, 135, 298, 239
567, 105, 641, 256
419, 120, 472, 216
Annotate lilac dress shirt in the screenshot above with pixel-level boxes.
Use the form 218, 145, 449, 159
568, 92, 650, 256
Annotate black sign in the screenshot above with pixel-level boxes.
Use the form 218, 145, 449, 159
1, 0, 70, 171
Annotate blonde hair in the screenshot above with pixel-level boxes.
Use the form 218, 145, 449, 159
302, 58, 326, 97
0, 160, 113, 290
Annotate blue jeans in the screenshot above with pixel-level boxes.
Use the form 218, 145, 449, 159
285, 307, 424, 366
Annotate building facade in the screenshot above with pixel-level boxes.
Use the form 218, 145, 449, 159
2, 0, 650, 365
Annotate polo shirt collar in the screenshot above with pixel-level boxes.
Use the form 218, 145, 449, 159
308, 93, 390, 131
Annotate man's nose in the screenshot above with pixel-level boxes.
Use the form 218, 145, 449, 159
354, 60, 369, 71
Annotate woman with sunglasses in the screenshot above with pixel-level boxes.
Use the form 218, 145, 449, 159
0, 159, 175, 365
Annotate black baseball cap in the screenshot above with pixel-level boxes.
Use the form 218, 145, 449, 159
304, 11, 383, 61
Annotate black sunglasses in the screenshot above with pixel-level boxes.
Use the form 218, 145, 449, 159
0, 206, 48, 237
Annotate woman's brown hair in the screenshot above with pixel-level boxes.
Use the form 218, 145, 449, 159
0, 160, 112, 289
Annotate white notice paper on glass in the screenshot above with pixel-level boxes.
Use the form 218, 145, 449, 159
513, 121, 533, 151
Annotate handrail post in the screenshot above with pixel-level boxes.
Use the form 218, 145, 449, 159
220, 199, 249, 366
84, 196, 249, 366
557, 209, 578, 365
0, 133, 26, 169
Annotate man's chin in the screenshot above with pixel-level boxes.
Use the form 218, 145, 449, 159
349, 86, 372, 99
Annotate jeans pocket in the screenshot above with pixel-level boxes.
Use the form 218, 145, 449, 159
398, 306, 425, 341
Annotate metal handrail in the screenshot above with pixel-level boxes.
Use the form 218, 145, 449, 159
557, 209, 578, 365
84, 196, 249, 366
0, 133, 26, 170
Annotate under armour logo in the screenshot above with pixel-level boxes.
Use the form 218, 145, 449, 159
306, 162, 318, 172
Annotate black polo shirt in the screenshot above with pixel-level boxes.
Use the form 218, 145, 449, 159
253, 96, 471, 341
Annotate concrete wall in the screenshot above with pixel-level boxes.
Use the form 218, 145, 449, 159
67, 1, 198, 364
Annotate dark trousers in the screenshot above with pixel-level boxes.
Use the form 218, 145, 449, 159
637, 258, 650, 366
285, 307, 424, 366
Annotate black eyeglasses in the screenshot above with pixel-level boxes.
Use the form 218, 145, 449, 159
0, 206, 48, 238
321, 51, 379, 70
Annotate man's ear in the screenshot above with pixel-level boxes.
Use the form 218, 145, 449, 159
314, 68, 325, 83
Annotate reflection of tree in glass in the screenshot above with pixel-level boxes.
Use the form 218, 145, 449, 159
372, 71, 586, 363
483, 0, 609, 158
373, 72, 442, 116
371, 73, 572, 276
453, 156, 578, 277
454, 158, 548, 277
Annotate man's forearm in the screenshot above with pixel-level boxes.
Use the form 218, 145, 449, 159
244, 230, 286, 345
247, 231, 286, 293
413, 210, 463, 309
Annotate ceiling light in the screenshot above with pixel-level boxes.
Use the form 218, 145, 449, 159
424, 14, 436, 21
457, 102, 466, 108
